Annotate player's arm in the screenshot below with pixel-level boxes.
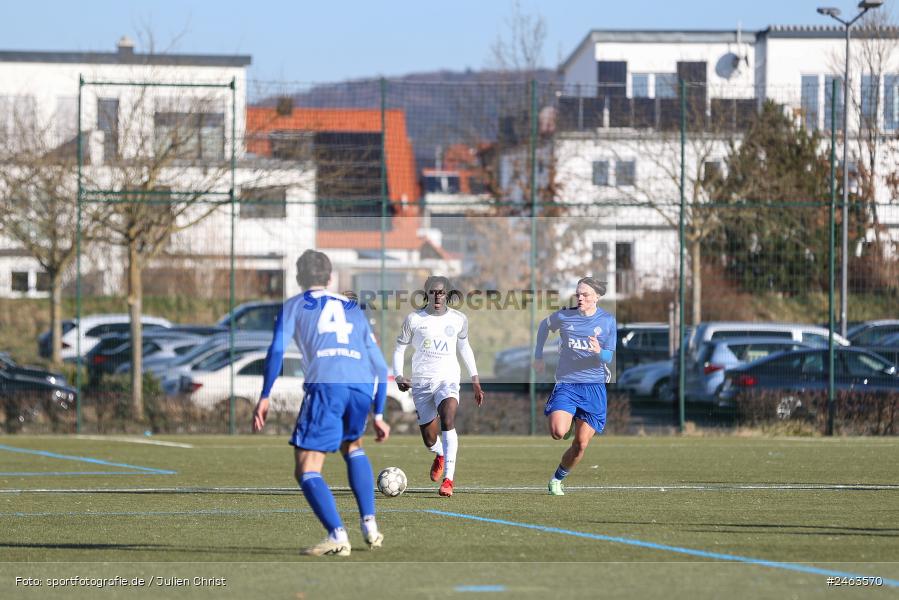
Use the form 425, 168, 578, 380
393, 314, 412, 391
253, 304, 290, 432
456, 315, 484, 406
363, 327, 391, 442
534, 312, 559, 373
588, 316, 617, 363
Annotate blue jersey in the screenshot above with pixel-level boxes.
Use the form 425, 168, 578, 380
535, 308, 617, 384
261, 290, 388, 413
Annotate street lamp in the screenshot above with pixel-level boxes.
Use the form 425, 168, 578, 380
817, 0, 883, 336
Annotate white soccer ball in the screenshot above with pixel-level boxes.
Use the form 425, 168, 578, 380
377, 467, 407, 497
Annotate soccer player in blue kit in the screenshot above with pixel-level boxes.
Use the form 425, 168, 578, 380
252, 250, 391, 557
534, 276, 616, 496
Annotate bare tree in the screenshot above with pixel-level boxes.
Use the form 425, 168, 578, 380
85, 80, 238, 419
0, 97, 110, 364
847, 13, 899, 273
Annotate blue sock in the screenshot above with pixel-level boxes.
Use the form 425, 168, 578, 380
553, 464, 570, 481
300, 472, 344, 534
344, 449, 376, 519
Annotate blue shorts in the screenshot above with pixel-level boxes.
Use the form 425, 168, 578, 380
290, 383, 372, 452
544, 382, 607, 434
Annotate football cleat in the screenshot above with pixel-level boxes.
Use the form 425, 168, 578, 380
364, 531, 384, 550
438, 478, 454, 497
548, 478, 565, 496
300, 538, 351, 557
430, 455, 445, 482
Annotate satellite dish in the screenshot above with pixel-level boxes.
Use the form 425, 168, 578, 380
715, 52, 745, 79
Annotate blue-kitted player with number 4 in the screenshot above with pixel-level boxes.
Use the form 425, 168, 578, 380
252, 250, 390, 557
535, 276, 616, 496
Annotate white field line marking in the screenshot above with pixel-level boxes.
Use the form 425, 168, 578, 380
2, 483, 898, 494
74, 435, 193, 449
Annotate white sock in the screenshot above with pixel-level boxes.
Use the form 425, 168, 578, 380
442, 429, 458, 481
429, 439, 444, 456
361, 515, 378, 537
329, 527, 348, 543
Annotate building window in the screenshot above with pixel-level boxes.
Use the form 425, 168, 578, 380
154, 110, 225, 160
11, 272, 28, 292
631, 73, 651, 98
800, 75, 819, 130
824, 75, 844, 130
861, 75, 879, 128
655, 73, 678, 98
269, 130, 313, 161
886, 75, 899, 132
35, 272, 50, 292
616, 160, 636, 187
97, 98, 119, 163
240, 186, 287, 219
592, 160, 610, 186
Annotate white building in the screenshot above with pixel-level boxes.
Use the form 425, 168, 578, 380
541, 26, 899, 298
0, 37, 314, 299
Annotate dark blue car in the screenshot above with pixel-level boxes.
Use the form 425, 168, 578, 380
719, 347, 899, 405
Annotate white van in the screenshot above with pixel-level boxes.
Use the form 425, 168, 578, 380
682, 322, 850, 402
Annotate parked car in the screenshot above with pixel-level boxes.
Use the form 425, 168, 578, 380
494, 345, 558, 383
615, 359, 672, 400
846, 320, 899, 347
85, 331, 207, 384
0, 352, 67, 385
112, 334, 211, 375
38, 314, 172, 361
177, 350, 414, 415
142, 331, 268, 378
0, 364, 77, 432
687, 322, 850, 358
684, 337, 814, 402
719, 348, 899, 408
615, 323, 670, 372
216, 301, 282, 332
157, 332, 279, 393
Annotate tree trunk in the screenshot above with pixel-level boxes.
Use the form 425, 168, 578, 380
690, 239, 702, 325
49, 270, 63, 365
128, 244, 143, 421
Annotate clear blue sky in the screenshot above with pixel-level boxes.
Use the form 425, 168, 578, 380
1, 0, 894, 83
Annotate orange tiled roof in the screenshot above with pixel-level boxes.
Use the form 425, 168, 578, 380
247, 106, 422, 249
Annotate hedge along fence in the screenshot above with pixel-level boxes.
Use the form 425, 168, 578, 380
734, 390, 899, 435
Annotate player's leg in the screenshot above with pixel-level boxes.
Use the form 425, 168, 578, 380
436, 386, 460, 496
292, 384, 350, 556
339, 388, 383, 549
295, 448, 350, 556
414, 385, 444, 481
545, 384, 576, 495
559, 418, 596, 472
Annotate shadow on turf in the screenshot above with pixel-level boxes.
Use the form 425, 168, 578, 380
0, 541, 301, 555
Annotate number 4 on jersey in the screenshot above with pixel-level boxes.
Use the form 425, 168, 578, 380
317, 300, 354, 344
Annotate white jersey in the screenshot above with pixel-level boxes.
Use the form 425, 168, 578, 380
396, 308, 472, 383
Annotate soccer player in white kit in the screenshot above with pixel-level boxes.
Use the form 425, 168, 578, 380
393, 276, 484, 497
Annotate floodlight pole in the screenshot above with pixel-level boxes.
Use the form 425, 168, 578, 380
818, 2, 881, 336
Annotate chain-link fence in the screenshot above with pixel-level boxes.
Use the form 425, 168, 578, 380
1, 77, 897, 435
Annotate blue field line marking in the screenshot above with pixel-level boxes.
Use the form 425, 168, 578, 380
426, 509, 899, 588
455, 585, 507, 592
0, 444, 176, 475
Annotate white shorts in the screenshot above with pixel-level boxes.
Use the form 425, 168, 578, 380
411, 380, 460, 425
